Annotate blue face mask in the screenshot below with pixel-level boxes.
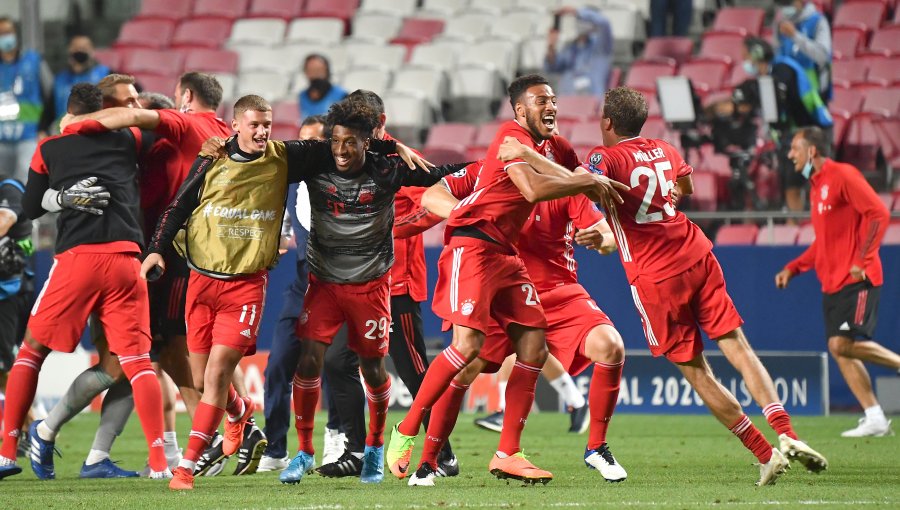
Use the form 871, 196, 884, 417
801, 150, 814, 179
742, 60, 758, 77
0, 34, 16, 53
781, 6, 798, 20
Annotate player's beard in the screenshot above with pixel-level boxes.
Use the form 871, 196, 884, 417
525, 111, 552, 141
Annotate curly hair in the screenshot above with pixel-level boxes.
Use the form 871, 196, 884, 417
67, 82, 102, 115
325, 98, 379, 139
602, 87, 648, 137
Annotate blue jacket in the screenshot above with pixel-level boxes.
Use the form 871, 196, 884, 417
51, 63, 110, 127
299, 85, 347, 120
0, 50, 44, 142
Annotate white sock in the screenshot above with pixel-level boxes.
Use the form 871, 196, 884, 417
864, 405, 886, 422
36, 420, 57, 442
548, 374, 586, 409
494, 451, 509, 459
498, 381, 508, 411
163, 431, 180, 457
85, 449, 110, 466
178, 458, 196, 472
0, 455, 15, 466
350, 451, 363, 460
227, 398, 246, 423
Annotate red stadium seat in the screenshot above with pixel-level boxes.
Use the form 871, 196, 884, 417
472, 120, 504, 149
248, 0, 306, 19
841, 113, 881, 173
715, 224, 759, 245
134, 0, 193, 22
878, 192, 894, 210
641, 37, 694, 66
608, 66, 622, 89
832, 60, 870, 88
623, 61, 676, 94
755, 225, 799, 246
867, 25, 900, 56
867, 56, 900, 84
883, 224, 900, 245
115, 20, 175, 49
171, 19, 232, 49
686, 171, 717, 212
727, 61, 752, 88
193, 0, 250, 21
556, 96, 601, 122
273, 101, 301, 127
182, 48, 238, 74
860, 87, 900, 116
712, 7, 765, 36
831, 27, 866, 60
271, 122, 299, 141
697, 31, 746, 66
872, 117, 900, 166
797, 223, 816, 244
831, 87, 865, 114
425, 145, 469, 165
424, 123, 477, 149
303, 0, 358, 24
679, 60, 729, 98
93, 47, 125, 71
123, 49, 184, 77
831, 109, 851, 153
132, 73, 178, 95
569, 121, 602, 148
390, 18, 445, 46
833, 1, 888, 34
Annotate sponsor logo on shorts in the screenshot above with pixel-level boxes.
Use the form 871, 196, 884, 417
461, 299, 475, 316
299, 311, 309, 325
240, 329, 252, 338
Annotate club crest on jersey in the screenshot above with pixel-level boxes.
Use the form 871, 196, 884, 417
461, 299, 475, 316
299, 310, 309, 325
820, 185, 829, 200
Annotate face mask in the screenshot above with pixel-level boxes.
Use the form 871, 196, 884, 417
69, 51, 90, 64
801, 150, 814, 179
308, 78, 332, 99
0, 34, 17, 53
742, 60, 758, 77
780, 6, 798, 20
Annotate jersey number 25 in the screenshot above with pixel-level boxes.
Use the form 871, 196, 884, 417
631, 161, 675, 224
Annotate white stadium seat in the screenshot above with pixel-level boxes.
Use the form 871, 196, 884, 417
236, 71, 291, 102
228, 18, 286, 46
285, 18, 345, 45
345, 43, 407, 72
391, 65, 447, 112
352, 12, 404, 43
357, 0, 418, 16
341, 68, 394, 99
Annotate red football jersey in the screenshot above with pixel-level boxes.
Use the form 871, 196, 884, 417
582, 137, 711, 284
444, 120, 580, 249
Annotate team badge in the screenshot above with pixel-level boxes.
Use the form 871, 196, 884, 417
820, 185, 829, 200
461, 299, 475, 316
299, 310, 309, 324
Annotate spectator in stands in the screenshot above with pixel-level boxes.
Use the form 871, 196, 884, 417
773, 0, 832, 103
741, 37, 832, 213
775, 127, 898, 438
544, 6, 613, 97
41, 34, 110, 135
298, 54, 346, 121
649, 0, 693, 38
0, 16, 52, 183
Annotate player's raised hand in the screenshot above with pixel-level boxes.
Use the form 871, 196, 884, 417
587, 173, 628, 206
140, 253, 166, 281
774, 268, 793, 289
200, 137, 227, 159
396, 142, 434, 171
60, 177, 110, 215
498, 136, 529, 162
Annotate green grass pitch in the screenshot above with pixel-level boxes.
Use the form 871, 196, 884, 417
3, 411, 898, 509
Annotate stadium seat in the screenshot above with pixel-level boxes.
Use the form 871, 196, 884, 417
715, 224, 759, 245
568, 121, 602, 148
383, 91, 432, 144
345, 43, 407, 72
236, 71, 291, 101
686, 170, 717, 212
605, 6, 645, 60
457, 38, 518, 81
342, 68, 393, 98
755, 224, 799, 246
608, 66, 622, 89
712, 7, 765, 36
93, 47, 124, 71
391, 18, 446, 47
883, 223, 900, 245
134, 0, 193, 22
228, 19, 287, 46
115, 20, 175, 49
842, 113, 881, 173
489, 11, 544, 42
442, 13, 494, 42
624, 61, 676, 94
867, 25, 900, 56
640, 37, 694, 66
832, 26, 866, 60
420, 0, 468, 15
123, 49, 184, 77
424, 144, 469, 165
424, 122, 477, 150
867, 57, 900, 84
833, 1, 888, 33
831, 87, 865, 114
271, 122, 298, 140
352, 12, 404, 43
727, 62, 752, 88
450, 66, 504, 123
132, 73, 177, 95
514, 0, 556, 11
697, 31, 746, 65
272, 100, 300, 127
390, 65, 447, 111
680, 60, 729, 99
193, 0, 249, 21
473, 120, 505, 148
171, 19, 232, 49
872, 118, 900, 168
832, 60, 870, 88
878, 192, 894, 210
358, 0, 418, 16
832, 109, 851, 153
860, 88, 900, 117
641, 117, 671, 141
302, 0, 359, 26
556, 96, 601, 122
797, 223, 816, 244
518, 38, 550, 75
182, 48, 239, 75
236, 46, 294, 74
213, 73, 238, 100
409, 40, 461, 71
286, 18, 346, 45
247, 0, 306, 20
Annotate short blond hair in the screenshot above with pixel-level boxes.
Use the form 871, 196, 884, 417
97, 73, 135, 102
233, 94, 271, 118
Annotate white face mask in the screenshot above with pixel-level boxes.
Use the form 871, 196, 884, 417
742, 60, 758, 77
781, 6, 798, 20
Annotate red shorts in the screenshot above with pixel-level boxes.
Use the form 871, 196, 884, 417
185, 271, 268, 356
432, 237, 547, 334
28, 251, 150, 356
476, 284, 613, 375
629, 251, 743, 363
296, 273, 391, 359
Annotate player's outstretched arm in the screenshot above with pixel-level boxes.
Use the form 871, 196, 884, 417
66, 107, 161, 131
498, 136, 571, 178
421, 181, 460, 219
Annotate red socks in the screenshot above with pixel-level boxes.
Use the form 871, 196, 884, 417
225, 385, 245, 421
292, 375, 320, 455
497, 360, 542, 456
184, 401, 226, 465
762, 403, 797, 440
398, 346, 468, 437
587, 361, 623, 450
365, 377, 392, 447
729, 414, 773, 464
119, 354, 166, 471
420, 381, 468, 469
0, 343, 47, 460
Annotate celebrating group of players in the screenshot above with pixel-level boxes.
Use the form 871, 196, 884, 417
0, 68, 830, 490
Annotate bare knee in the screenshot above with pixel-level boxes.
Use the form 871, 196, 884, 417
584, 325, 625, 364
828, 336, 853, 358
359, 358, 388, 387
456, 357, 488, 385
297, 340, 326, 378
451, 327, 485, 360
